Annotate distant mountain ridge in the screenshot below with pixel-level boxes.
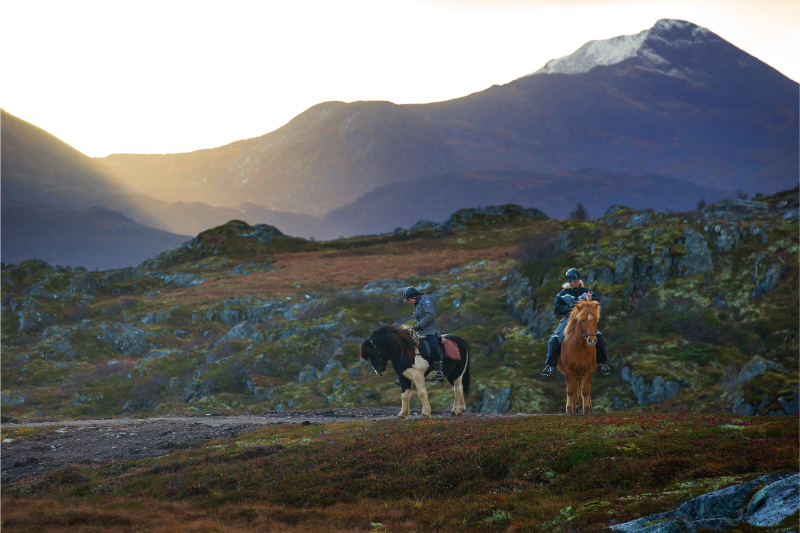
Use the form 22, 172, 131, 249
100, 19, 798, 214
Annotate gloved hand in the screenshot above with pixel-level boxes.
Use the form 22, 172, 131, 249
562, 295, 576, 306
413, 324, 422, 332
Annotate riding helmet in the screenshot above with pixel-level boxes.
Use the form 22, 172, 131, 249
565, 268, 582, 281
403, 286, 421, 302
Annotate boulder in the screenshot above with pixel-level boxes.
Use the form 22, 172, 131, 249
676, 228, 712, 277
42, 326, 72, 340
68, 273, 98, 296
298, 365, 318, 383
98, 322, 147, 356
611, 471, 798, 532
476, 387, 511, 413
100, 267, 141, 287
141, 310, 172, 324
163, 273, 204, 288
621, 368, 681, 406
224, 322, 262, 344
17, 310, 53, 334
743, 474, 800, 526
318, 358, 342, 378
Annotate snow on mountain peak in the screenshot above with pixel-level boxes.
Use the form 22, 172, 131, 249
528, 19, 714, 77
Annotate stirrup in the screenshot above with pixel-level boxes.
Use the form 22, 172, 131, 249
542, 365, 555, 377
434, 371, 445, 382
599, 363, 612, 376
394, 379, 401, 387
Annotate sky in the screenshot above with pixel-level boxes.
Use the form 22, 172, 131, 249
2, 0, 798, 158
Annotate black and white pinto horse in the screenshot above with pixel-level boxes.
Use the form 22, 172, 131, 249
360, 323, 470, 419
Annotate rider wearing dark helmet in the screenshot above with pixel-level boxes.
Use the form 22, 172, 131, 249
403, 286, 445, 382
542, 268, 612, 377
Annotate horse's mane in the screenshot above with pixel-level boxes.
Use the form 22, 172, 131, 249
563, 300, 601, 342
360, 323, 419, 363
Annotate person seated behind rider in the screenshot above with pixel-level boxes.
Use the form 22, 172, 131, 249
542, 268, 612, 377
402, 286, 445, 383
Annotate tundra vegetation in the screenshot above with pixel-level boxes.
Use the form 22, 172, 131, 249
1, 189, 798, 531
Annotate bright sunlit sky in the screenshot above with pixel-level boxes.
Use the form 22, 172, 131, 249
2, 0, 798, 157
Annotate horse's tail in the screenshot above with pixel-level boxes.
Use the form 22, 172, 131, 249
462, 341, 471, 398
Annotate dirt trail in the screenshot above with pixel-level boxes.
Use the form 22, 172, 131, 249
1, 408, 534, 484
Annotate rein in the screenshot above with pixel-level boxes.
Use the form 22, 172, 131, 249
368, 337, 388, 376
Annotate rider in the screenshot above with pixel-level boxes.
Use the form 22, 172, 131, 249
542, 268, 612, 377
403, 286, 445, 382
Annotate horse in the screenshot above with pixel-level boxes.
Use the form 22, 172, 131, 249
360, 323, 470, 419
558, 299, 600, 415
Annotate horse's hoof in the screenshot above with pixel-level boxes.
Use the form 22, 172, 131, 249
421, 413, 430, 419
397, 414, 408, 420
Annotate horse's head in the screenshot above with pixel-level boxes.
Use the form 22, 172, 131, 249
360, 332, 390, 376
566, 300, 601, 346
359, 323, 418, 376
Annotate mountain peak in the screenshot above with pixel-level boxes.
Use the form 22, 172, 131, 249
529, 19, 719, 77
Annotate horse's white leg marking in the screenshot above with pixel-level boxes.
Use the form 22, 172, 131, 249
402, 356, 432, 417
398, 389, 411, 419
451, 348, 468, 416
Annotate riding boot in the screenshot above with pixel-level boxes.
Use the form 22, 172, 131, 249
542, 336, 560, 377
595, 333, 612, 375
434, 361, 445, 382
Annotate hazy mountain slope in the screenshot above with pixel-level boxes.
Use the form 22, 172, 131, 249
316, 168, 733, 239
100, 101, 461, 215
1, 202, 190, 270
98, 19, 798, 215
1, 110, 143, 212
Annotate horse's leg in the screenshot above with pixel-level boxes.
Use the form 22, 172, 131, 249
408, 369, 431, 418
565, 372, 577, 415
451, 373, 465, 416
397, 389, 411, 419
581, 372, 593, 416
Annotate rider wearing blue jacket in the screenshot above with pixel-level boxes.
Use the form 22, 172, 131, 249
542, 268, 612, 377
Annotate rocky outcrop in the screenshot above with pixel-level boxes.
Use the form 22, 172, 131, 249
750, 253, 785, 298
474, 387, 511, 413
100, 267, 142, 287
163, 273, 204, 288
68, 273, 98, 296
223, 322, 262, 344
611, 471, 799, 532
731, 356, 794, 415
676, 228, 713, 276
17, 309, 53, 334
205, 297, 278, 326
98, 322, 147, 356
440, 204, 548, 230
141, 310, 172, 324
298, 365, 319, 383
621, 367, 682, 406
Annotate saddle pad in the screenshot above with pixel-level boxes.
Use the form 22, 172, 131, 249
442, 337, 461, 361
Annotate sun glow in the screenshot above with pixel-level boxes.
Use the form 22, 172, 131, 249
2, 0, 797, 157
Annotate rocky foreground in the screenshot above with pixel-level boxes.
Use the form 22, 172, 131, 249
1, 413, 797, 532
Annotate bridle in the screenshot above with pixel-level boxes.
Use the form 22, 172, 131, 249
368, 337, 388, 376
578, 318, 597, 346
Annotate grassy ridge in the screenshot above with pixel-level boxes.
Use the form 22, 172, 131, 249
2, 414, 797, 532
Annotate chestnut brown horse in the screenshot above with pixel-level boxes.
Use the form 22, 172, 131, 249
557, 300, 600, 415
